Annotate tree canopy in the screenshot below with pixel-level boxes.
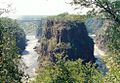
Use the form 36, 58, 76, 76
71, 0, 120, 24
0, 18, 25, 82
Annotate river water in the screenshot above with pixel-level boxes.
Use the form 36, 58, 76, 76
89, 35, 108, 75
21, 35, 39, 82
20, 34, 107, 82
94, 45, 108, 75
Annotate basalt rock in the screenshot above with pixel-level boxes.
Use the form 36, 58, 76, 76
36, 27, 43, 38
37, 20, 96, 63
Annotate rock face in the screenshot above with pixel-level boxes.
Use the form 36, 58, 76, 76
36, 28, 43, 38
95, 20, 111, 52
37, 20, 96, 63
35, 19, 46, 38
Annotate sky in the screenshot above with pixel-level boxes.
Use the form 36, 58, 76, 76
0, 0, 87, 18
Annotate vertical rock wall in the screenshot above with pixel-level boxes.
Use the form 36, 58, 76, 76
37, 20, 96, 63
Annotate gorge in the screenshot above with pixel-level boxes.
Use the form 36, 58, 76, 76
18, 16, 108, 82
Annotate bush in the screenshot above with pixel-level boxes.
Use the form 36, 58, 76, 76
0, 18, 24, 82
103, 24, 120, 82
32, 53, 103, 83
0, 17, 26, 53
106, 24, 120, 54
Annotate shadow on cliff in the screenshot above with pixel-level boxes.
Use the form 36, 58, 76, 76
36, 20, 96, 63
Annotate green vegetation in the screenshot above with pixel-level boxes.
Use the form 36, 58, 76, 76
32, 53, 103, 83
70, 0, 120, 82
71, 0, 120, 24
0, 0, 120, 82
0, 18, 25, 82
0, 18, 26, 53
95, 23, 120, 82
48, 13, 87, 22
107, 24, 120, 53
103, 23, 120, 82
33, 0, 120, 83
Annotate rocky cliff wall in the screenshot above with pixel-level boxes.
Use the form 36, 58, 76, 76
37, 20, 96, 63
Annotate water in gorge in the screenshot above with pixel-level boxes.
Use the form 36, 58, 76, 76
20, 30, 107, 82
21, 35, 39, 82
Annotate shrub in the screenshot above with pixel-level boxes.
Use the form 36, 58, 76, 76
32, 54, 103, 83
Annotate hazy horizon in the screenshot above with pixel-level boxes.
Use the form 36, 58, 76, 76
1, 0, 89, 18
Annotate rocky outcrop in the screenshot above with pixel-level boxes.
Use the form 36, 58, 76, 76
15, 29, 27, 54
36, 28, 43, 38
35, 19, 46, 38
95, 20, 112, 52
37, 20, 96, 63
85, 17, 104, 34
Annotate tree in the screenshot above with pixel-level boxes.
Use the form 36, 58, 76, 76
0, 31, 23, 82
0, 2, 12, 16
70, 0, 120, 82
71, 0, 120, 24
32, 53, 103, 83
0, 18, 25, 82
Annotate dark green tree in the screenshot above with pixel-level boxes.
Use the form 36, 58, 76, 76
71, 0, 120, 82
0, 18, 25, 82
33, 53, 103, 83
71, 0, 120, 24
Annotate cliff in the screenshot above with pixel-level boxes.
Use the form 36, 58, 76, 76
37, 20, 96, 63
95, 20, 112, 52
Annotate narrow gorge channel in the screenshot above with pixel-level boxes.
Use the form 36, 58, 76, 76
20, 22, 107, 82
21, 35, 39, 82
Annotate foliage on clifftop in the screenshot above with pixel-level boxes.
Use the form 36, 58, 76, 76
33, 17, 103, 82
48, 13, 87, 22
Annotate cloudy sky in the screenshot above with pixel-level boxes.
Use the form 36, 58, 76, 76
0, 0, 87, 18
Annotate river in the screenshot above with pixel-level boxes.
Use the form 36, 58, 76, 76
21, 35, 39, 82
20, 34, 107, 82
